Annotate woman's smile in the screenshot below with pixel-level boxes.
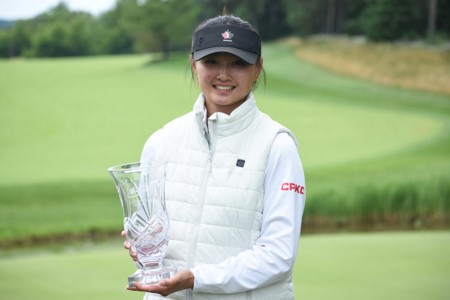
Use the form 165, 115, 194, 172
214, 85, 235, 91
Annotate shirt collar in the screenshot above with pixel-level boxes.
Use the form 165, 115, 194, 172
193, 93, 258, 137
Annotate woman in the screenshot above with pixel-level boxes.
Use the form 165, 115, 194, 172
126, 13, 306, 300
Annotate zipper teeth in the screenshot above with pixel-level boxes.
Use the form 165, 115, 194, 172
187, 121, 215, 269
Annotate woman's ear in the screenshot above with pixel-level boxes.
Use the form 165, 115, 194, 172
255, 57, 263, 79
257, 57, 264, 73
190, 55, 197, 72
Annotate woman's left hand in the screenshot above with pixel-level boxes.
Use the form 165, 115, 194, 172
127, 269, 195, 296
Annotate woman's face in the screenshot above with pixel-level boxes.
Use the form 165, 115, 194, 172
191, 52, 262, 116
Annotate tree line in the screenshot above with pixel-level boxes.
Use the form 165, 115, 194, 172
0, 0, 449, 58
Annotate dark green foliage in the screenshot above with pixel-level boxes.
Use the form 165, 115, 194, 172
120, 0, 200, 58
96, 4, 134, 54
0, 0, 449, 58
283, 0, 329, 35
282, 0, 448, 40
437, 0, 450, 35
361, 0, 427, 41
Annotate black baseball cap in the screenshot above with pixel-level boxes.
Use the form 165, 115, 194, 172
191, 24, 261, 64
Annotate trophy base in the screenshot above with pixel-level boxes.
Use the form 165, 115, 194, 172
128, 265, 178, 288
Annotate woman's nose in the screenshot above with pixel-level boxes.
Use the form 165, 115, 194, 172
217, 64, 231, 80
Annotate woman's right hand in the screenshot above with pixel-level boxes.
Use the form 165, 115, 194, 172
121, 230, 138, 261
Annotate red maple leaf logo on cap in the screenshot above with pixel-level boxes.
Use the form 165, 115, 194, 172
222, 30, 234, 40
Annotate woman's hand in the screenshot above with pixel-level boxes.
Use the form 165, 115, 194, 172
122, 230, 194, 296
121, 230, 138, 261
127, 269, 195, 296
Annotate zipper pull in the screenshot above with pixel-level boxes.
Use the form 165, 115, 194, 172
208, 152, 213, 173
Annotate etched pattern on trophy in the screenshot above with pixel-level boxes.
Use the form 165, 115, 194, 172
108, 162, 176, 287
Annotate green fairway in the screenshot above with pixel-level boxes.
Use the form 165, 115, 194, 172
0, 241, 142, 300
295, 231, 450, 300
0, 231, 448, 300
0, 43, 449, 240
0, 47, 448, 184
0, 54, 192, 185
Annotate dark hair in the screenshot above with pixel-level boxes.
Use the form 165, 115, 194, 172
194, 14, 260, 36
191, 14, 266, 90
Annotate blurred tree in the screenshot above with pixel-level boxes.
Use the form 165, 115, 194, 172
32, 21, 71, 57
27, 3, 97, 57
66, 14, 96, 56
189, 0, 291, 40
326, 0, 337, 34
0, 0, 449, 58
0, 19, 34, 57
437, 0, 450, 38
283, 0, 328, 35
120, 0, 199, 59
282, 0, 345, 36
96, 2, 134, 54
427, 0, 437, 37
341, 0, 369, 35
9, 21, 33, 56
362, 0, 427, 41
0, 30, 12, 56
236, 0, 292, 40
196, 0, 239, 20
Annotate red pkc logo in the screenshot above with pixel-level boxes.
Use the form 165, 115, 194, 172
281, 183, 305, 195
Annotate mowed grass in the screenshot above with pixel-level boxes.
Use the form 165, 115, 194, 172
0, 231, 448, 300
0, 43, 449, 242
0, 54, 193, 184
295, 231, 450, 300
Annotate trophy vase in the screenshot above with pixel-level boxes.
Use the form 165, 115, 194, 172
108, 162, 177, 287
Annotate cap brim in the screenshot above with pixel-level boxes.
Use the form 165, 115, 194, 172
193, 47, 259, 64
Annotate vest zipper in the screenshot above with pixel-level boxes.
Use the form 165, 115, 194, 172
206, 117, 216, 172
207, 118, 216, 173
187, 118, 216, 297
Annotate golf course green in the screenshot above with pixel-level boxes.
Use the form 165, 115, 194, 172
0, 231, 448, 299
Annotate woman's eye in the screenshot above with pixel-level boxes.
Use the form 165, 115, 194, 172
204, 59, 217, 64
232, 60, 247, 66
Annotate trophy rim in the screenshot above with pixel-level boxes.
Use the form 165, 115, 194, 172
107, 161, 167, 174
107, 162, 141, 173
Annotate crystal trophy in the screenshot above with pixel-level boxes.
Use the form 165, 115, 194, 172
108, 162, 176, 287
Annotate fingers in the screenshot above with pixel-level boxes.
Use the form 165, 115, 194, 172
159, 279, 169, 287
127, 282, 170, 296
123, 240, 131, 249
129, 250, 138, 261
126, 270, 194, 297
128, 282, 148, 291
122, 235, 138, 261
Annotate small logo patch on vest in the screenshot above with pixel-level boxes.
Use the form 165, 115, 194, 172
236, 159, 245, 167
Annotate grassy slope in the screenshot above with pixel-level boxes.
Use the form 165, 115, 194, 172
291, 37, 450, 96
0, 231, 448, 300
0, 43, 449, 241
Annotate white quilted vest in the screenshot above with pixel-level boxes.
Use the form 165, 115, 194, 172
145, 94, 296, 300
